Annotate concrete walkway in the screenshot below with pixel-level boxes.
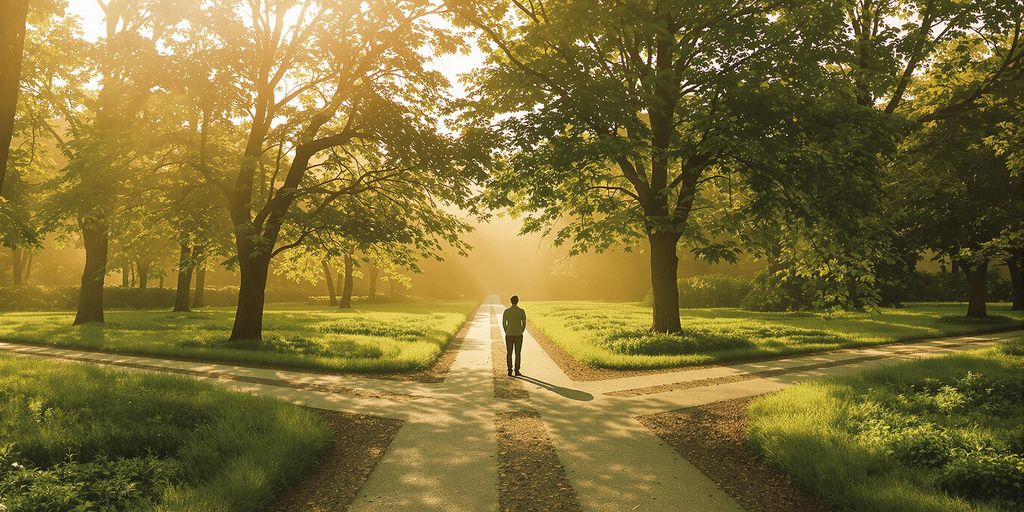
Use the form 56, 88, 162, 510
0, 297, 1018, 512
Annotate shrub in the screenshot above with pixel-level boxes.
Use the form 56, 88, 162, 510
937, 452, 1024, 504
999, 337, 1024, 357
740, 269, 814, 312
879, 424, 957, 468
0, 285, 314, 311
642, 274, 752, 308
900, 269, 1013, 303
677, 274, 751, 307
0, 455, 179, 512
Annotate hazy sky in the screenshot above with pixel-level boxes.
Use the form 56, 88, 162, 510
64, 1, 484, 97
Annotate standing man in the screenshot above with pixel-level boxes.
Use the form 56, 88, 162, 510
502, 295, 527, 376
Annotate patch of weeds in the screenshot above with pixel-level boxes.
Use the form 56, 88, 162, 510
0, 452, 180, 512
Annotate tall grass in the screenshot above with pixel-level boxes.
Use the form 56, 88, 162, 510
746, 338, 1024, 512
525, 301, 1023, 369
0, 301, 475, 373
0, 355, 330, 511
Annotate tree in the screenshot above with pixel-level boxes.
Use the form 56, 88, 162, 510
321, 259, 337, 305
196, 0, 483, 340
35, 0, 190, 324
892, 33, 1023, 317
0, 0, 30, 196
454, 0, 840, 331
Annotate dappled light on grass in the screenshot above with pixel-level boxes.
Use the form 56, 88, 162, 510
0, 301, 475, 373
0, 355, 329, 511
746, 338, 1024, 512
526, 301, 1024, 369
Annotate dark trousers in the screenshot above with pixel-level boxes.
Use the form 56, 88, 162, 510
505, 335, 523, 371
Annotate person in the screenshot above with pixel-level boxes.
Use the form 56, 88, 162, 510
502, 295, 527, 376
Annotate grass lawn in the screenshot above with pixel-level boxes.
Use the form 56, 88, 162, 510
0, 354, 330, 511
745, 337, 1024, 512
0, 301, 475, 373
525, 301, 1024, 369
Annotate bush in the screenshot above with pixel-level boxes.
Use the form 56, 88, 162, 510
937, 452, 1024, 504
0, 455, 179, 512
643, 274, 752, 308
678, 274, 751, 307
740, 270, 814, 312
900, 269, 1013, 303
0, 285, 315, 311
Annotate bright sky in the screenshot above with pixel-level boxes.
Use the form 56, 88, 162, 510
64, 1, 483, 97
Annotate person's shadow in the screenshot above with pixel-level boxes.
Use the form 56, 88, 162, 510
516, 374, 593, 401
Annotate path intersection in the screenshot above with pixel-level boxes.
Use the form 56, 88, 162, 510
0, 296, 1018, 512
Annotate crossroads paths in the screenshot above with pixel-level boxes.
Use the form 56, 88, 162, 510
0, 296, 1017, 511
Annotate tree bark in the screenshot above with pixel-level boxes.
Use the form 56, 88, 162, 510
173, 243, 194, 312
74, 221, 108, 325
1008, 257, 1022, 311
22, 251, 31, 282
649, 233, 682, 332
339, 254, 354, 308
193, 265, 206, 308
229, 254, 270, 340
322, 260, 336, 306
0, 0, 29, 196
368, 266, 379, 300
10, 247, 23, 286
137, 261, 149, 290
963, 261, 988, 318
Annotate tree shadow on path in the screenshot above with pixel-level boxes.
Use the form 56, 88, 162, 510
516, 374, 594, 401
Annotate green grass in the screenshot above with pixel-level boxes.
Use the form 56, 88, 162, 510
745, 337, 1024, 512
0, 354, 331, 511
0, 301, 475, 373
525, 301, 1024, 369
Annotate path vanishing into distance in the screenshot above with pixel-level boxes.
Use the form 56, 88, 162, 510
0, 296, 1019, 512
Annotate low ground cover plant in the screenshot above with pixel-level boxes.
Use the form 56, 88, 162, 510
0, 301, 474, 373
0, 355, 330, 511
526, 301, 1023, 369
746, 337, 1024, 512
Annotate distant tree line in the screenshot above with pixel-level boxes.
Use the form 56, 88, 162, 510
0, 0, 1021, 339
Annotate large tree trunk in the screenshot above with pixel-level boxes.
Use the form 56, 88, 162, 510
649, 233, 682, 332
368, 266, 379, 300
322, 260, 336, 306
1008, 257, 1022, 311
10, 247, 24, 286
173, 243, 194, 312
74, 221, 108, 325
0, 0, 29, 197
22, 251, 31, 282
229, 254, 270, 341
121, 261, 130, 287
193, 265, 206, 307
137, 261, 149, 290
339, 254, 353, 309
963, 261, 988, 318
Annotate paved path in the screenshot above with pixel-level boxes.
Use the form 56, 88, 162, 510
0, 297, 1018, 511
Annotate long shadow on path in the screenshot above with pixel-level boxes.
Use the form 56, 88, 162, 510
516, 374, 594, 401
